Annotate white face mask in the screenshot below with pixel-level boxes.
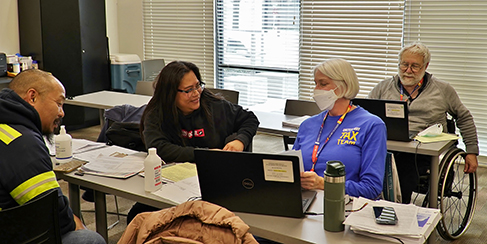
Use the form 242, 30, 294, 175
313, 88, 338, 111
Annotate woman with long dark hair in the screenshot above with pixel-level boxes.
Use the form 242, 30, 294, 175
128, 61, 259, 223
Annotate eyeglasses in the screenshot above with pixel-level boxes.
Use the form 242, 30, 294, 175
398, 62, 424, 72
177, 82, 205, 96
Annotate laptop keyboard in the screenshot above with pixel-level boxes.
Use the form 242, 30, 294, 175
302, 198, 310, 208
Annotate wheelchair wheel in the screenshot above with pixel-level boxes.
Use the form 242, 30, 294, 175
436, 148, 477, 240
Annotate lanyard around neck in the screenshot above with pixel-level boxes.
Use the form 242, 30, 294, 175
310, 104, 352, 172
400, 78, 423, 101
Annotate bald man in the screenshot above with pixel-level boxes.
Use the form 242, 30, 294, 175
0, 69, 105, 243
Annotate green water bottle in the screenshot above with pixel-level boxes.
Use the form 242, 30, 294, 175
324, 160, 345, 232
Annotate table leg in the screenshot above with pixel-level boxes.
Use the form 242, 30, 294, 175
94, 190, 108, 242
68, 183, 81, 218
99, 109, 105, 127
426, 155, 440, 244
429, 156, 439, 209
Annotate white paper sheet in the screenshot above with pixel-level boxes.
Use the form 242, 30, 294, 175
344, 197, 419, 236
151, 176, 201, 205
280, 149, 304, 172
81, 153, 144, 174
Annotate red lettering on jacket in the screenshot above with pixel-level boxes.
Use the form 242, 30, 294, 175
194, 129, 205, 137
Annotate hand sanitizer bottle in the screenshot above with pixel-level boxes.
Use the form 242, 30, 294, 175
55, 125, 72, 164
145, 148, 163, 192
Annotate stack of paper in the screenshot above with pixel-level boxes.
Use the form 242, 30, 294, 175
80, 152, 144, 179
413, 133, 459, 143
45, 138, 108, 156
344, 197, 441, 244
282, 115, 310, 129
151, 176, 201, 205
151, 163, 201, 204
72, 139, 107, 154
159, 162, 197, 182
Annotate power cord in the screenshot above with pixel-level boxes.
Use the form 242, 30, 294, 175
414, 141, 423, 197
383, 235, 404, 244
305, 202, 369, 215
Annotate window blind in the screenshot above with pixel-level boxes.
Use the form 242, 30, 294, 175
300, 0, 404, 99
404, 0, 487, 156
142, 0, 214, 87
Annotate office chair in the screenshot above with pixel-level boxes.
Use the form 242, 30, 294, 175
207, 87, 239, 104
283, 99, 321, 150
135, 80, 155, 96
207, 88, 248, 150
81, 191, 125, 230
0, 189, 62, 244
142, 59, 165, 82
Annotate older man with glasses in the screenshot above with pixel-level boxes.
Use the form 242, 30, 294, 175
368, 42, 479, 204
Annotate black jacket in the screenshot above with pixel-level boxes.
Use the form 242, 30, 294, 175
143, 99, 259, 162
0, 88, 75, 235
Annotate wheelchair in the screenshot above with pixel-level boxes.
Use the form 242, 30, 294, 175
413, 122, 478, 240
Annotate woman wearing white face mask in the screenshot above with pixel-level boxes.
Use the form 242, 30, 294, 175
293, 58, 388, 199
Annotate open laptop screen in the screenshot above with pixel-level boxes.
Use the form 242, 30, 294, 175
352, 98, 411, 141
194, 149, 316, 218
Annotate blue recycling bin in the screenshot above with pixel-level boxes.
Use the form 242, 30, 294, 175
110, 54, 141, 93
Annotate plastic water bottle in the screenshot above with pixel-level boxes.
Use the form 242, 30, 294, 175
144, 148, 163, 192
55, 125, 72, 164
324, 160, 346, 232
12, 62, 20, 73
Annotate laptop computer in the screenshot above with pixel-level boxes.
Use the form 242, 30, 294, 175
352, 98, 416, 141
194, 149, 316, 218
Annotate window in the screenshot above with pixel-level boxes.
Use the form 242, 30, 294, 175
215, 0, 300, 109
300, 0, 405, 99
142, 0, 487, 157
404, 0, 487, 155
143, 0, 214, 87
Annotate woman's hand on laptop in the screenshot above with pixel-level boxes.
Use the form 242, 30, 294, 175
300, 171, 324, 190
222, 140, 244, 151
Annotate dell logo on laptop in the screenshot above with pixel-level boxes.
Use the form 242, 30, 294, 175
242, 178, 254, 189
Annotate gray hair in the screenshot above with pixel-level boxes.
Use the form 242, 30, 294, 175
314, 58, 359, 100
399, 42, 431, 65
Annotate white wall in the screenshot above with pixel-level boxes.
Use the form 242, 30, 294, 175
106, 0, 120, 54
0, 0, 20, 55
0, 0, 143, 59
117, 0, 144, 59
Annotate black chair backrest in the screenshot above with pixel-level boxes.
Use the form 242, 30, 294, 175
0, 189, 61, 243
284, 99, 321, 116
96, 104, 147, 143
106, 121, 147, 152
208, 88, 240, 104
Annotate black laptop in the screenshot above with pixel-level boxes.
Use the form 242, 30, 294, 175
352, 98, 415, 141
194, 149, 316, 218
